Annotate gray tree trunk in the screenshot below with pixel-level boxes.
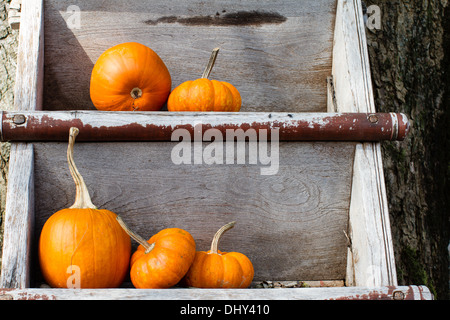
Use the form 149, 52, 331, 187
365, 0, 449, 299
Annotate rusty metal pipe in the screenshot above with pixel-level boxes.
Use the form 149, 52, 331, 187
0, 111, 410, 142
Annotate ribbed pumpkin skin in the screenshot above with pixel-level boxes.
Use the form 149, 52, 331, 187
90, 42, 171, 111
39, 208, 131, 288
130, 228, 196, 289
167, 78, 241, 112
184, 250, 254, 288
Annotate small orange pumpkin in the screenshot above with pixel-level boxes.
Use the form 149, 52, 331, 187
183, 221, 254, 288
116, 216, 196, 289
90, 42, 172, 111
39, 127, 131, 288
167, 48, 241, 112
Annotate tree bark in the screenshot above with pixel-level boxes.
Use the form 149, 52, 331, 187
365, 0, 449, 299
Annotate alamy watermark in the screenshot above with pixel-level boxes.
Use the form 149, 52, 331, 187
65, 5, 81, 30
170, 123, 280, 176
364, 4, 382, 31
66, 265, 81, 289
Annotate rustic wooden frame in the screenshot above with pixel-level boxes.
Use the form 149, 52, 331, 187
332, 0, 398, 288
0, 0, 432, 300
0, 0, 43, 289
0, 285, 433, 300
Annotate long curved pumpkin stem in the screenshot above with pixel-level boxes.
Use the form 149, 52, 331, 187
67, 127, 97, 209
201, 47, 220, 79
116, 215, 155, 254
210, 221, 236, 254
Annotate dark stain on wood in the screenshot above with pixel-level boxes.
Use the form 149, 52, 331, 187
144, 11, 287, 27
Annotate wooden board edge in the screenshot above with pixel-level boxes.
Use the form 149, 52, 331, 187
1, 0, 43, 288
333, 0, 397, 287
0, 286, 433, 300
0, 143, 35, 288
13, 0, 44, 112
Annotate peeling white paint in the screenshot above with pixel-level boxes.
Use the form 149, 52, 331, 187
15, 111, 343, 130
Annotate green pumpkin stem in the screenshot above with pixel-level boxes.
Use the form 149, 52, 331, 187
116, 215, 155, 254
67, 127, 97, 209
210, 221, 236, 254
201, 47, 220, 79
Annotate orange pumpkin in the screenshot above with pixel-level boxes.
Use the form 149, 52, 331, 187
183, 221, 254, 288
116, 216, 196, 289
167, 48, 241, 112
90, 42, 172, 111
39, 127, 131, 288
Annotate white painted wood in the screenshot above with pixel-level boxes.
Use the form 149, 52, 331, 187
13, 0, 44, 112
43, 0, 337, 113
0, 143, 34, 288
0, 286, 434, 300
0, 0, 43, 289
332, 0, 397, 287
347, 144, 396, 286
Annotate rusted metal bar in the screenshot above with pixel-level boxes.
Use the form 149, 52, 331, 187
0, 111, 410, 142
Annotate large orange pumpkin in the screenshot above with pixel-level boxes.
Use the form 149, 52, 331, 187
183, 221, 254, 288
167, 48, 241, 112
90, 42, 172, 111
117, 216, 196, 289
39, 127, 131, 288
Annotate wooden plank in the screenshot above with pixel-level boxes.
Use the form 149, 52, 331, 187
0, 143, 34, 288
43, 0, 337, 112
13, 0, 44, 112
0, 286, 434, 300
33, 141, 356, 282
0, 0, 43, 289
332, 0, 397, 287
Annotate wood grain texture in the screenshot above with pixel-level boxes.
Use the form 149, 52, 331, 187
0, 143, 34, 288
332, 0, 397, 287
33, 141, 356, 282
43, 0, 337, 112
0, 285, 434, 300
1, 0, 43, 289
13, 0, 43, 112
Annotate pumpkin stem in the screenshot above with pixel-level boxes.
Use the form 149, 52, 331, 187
116, 215, 155, 254
210, 221, 236, 254
67, 127, 97, 209
201, 47, 220, 79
